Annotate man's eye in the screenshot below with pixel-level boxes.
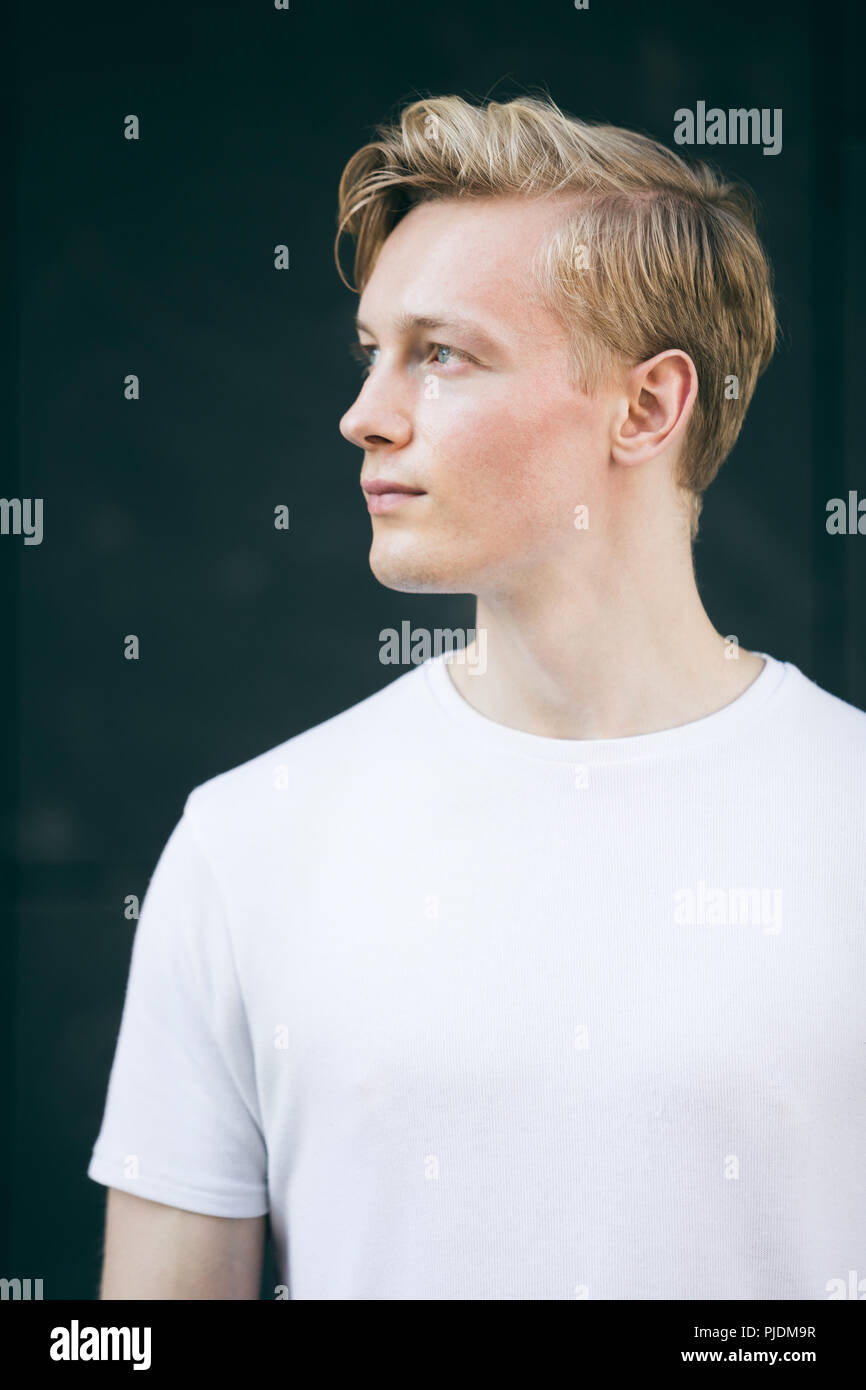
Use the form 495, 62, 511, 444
428, 343, 470, 367
349, 342, 378, 374
348, 341, 473, 375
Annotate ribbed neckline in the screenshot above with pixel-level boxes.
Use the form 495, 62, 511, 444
421, 649, 793, 765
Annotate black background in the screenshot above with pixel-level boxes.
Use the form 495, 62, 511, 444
2, 0, 863, 1298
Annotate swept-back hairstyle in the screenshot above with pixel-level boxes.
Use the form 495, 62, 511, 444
335, 94, 777, 539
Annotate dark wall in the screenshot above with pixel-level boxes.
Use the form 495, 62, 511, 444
3, 0, 863, 1297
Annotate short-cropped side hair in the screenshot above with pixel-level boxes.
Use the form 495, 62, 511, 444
336, 94, 777, 539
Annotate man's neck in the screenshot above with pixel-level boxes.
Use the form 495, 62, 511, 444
446, 577, 766, 741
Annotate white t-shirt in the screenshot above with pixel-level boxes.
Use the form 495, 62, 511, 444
88, 651, 866, 1300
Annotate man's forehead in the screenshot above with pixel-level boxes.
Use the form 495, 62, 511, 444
376, 196, 563, 284
358, 196, 567, 342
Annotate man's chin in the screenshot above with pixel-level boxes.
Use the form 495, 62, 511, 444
368, 539, 465, 595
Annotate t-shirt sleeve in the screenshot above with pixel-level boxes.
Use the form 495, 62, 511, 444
87, 801, 269, 1217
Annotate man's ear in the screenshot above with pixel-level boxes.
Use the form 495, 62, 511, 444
610, 349, 698, 466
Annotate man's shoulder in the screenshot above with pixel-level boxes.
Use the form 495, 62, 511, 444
777, 660, 866, 781
785, 661, 866, 739
183, 661, 434, 827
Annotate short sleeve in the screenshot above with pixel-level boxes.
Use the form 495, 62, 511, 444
87, 803, 269, 1217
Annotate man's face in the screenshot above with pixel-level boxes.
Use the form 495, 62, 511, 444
339, 195, 618, 595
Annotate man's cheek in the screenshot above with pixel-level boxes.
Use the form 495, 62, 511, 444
419, 393, 510, 448
418, 401, 556, 514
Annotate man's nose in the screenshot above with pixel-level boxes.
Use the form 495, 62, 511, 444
339, 375, 412, 451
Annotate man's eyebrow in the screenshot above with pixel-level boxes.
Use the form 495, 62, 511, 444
354, 311, 504, 353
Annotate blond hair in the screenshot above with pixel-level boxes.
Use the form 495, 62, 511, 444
335, 94, 777, 539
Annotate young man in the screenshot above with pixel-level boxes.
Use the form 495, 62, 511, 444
89, 95, 865, 1301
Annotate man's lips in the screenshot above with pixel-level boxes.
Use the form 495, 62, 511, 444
361, 478, 427, 515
